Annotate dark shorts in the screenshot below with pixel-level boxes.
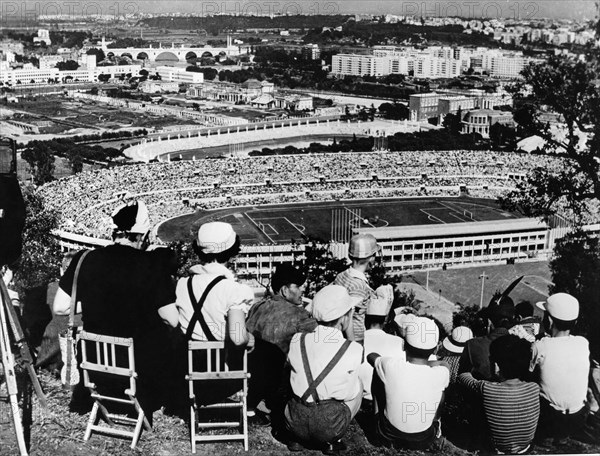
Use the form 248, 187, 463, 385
376, 412, 441, 451
284, 396, 351, 445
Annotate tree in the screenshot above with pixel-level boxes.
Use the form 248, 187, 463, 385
550, 230, 600, 360
503, 53, 600, 222
56, 60, 79, 71
21, 143, 55, 185
501, 28, 600, 362
13, 187, 62, 292
443, 107, 462, 135
292, 238, 347, 298
86, 48, 105, 64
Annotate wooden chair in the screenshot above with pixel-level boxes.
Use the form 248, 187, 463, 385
186, 340, 250, 453
79, 331, 151, 449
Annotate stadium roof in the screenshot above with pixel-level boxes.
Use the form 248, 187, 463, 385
355, 218, 547, 241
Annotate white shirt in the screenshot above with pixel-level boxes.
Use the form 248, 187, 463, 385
174, 263, 254, 341
288, 326, 364, 403
375, 356, 449, 433
359, 328, 405, 400
530, 335, 590, 413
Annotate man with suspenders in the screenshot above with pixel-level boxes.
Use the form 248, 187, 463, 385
285, 285, 364, 454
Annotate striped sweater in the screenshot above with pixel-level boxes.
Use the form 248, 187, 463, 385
459, 372, 540, 453
333, 268, 375, 342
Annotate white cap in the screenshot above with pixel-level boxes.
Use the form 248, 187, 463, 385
405, 317, 439, 350
394, 312, 417, 330
196, 222, 237, 254
367, 286, 393, 316
536, 293, 579, 321
442, 326, 474, 354
310, 285, 353, 323
111, 200, 150, 234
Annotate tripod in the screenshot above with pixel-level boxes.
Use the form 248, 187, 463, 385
0, 277, 48, 456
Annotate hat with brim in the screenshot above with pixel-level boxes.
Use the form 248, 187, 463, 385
405, 317, 439, 350
536, 293, 579, 321
111, 200, 150, 234
310, 285, 354, 322
442, 326, 474, 354
197, 222, 237, 254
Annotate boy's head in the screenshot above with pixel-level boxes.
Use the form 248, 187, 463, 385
489, 334, 531, 380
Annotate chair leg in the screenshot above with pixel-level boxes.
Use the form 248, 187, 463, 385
84, 402, 99, 441
130, 410, 145, 449
190, 403, 196, 454
242, 378, 249, 451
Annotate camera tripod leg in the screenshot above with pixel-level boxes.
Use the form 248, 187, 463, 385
0, 284, 48, 409
0, 283, 28, 456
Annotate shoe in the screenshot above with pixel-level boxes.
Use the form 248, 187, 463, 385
287, 440, 304, 452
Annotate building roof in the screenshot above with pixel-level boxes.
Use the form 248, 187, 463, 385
355, 218, 547, 241
250, 94, 275, 105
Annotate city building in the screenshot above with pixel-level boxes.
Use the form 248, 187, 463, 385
0, 64, 141, 85
357, 218, 551, 272
155, 66, 204, 84
33, 29, 52, 46
138, 80, 179, 93
461, 109, 514, 137
302, 44, 321, 60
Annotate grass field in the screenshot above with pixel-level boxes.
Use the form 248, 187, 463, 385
407, 261, 553, 309
158, 196, 519, 244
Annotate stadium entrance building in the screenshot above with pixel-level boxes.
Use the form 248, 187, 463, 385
355, 218, 550, 272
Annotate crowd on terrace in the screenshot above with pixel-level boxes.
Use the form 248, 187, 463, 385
38, 150, 564, 239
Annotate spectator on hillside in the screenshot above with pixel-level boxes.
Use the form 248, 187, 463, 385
440, 326, 474, 384
459, 335, 540, 454
459, 297, 515, 380
333, 234, 393, 343
53, 200, 176, 420
284, 285, 364, 454
159, 221, 255, 407
509, 301, 542, 343
369, 316, 450, 451
358, 293, 404, 401
530, 293, 590, 442
245, 264, 317, 422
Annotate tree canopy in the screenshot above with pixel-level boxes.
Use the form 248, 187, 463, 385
503, 51, 600, 223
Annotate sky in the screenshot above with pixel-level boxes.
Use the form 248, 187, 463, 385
7, 0, 599, 21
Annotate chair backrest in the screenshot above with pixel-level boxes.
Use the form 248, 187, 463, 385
187, 340, 247, 380
79, 331, 137, 394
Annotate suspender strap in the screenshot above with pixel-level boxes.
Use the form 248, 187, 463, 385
186, 275, 226, 341
300, 333, 352, 403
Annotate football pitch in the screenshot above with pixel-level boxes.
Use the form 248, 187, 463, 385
157, 196, 521, 244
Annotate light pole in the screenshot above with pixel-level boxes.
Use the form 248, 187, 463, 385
479, 273, 488, 309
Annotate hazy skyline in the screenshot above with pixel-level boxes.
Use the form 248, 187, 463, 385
7, 0, 598, 21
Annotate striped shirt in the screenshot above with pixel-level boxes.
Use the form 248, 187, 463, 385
459, 373, 540, 454
333, 267, 376, 342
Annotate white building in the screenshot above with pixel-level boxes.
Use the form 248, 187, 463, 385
155, 66, 204, 84
139, 80, 179, 93
0, 64, 141, 85
33, 29, 52, 46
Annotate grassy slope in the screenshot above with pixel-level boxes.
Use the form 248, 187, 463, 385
1, 370, 599, 456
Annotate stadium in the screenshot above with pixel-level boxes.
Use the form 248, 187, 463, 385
40, 149, 572, 277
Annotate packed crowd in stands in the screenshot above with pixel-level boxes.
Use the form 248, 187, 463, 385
38, 150, 566, 240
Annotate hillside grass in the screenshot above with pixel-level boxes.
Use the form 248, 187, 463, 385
1, 369, 599, 456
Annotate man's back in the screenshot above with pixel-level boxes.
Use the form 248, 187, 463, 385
246, 294, 317, 354
460, 328, 508, 380
288, 326, 363, 402
359, 329, 404, 400
375, 356, 449, 433
532, 335, 590, 412
59, 245, 175, 340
